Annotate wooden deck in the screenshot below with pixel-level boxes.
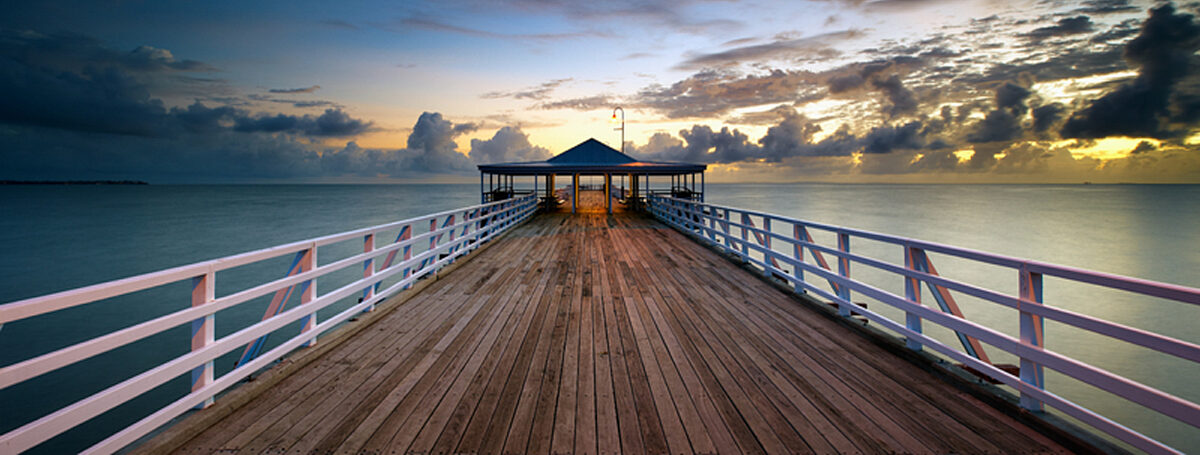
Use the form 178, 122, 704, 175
155, 212, 1068, 454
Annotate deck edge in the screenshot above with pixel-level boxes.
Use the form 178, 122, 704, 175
656, 216, 1133, 455
125, 213, 537, 455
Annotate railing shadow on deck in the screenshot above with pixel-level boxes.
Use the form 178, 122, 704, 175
648, 194, 1200, 455
0, 194, 539, 454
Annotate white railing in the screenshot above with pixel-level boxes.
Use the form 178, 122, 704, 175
647, 195, 1200, 455
0, 194, 538, 454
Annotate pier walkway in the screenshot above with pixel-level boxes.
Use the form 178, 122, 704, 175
149, 212, 1066, 454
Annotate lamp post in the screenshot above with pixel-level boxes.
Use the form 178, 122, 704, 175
611, 106, 624, 154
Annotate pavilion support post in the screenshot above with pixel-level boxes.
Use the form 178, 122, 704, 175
480, 172, 485, 204
628, 173, 635, 209
605, 173, 612, 214
572, 173, 579, 214
701, 171, 705, 203
548, 174, 555, 210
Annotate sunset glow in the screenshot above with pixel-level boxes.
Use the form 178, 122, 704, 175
2, 0, 1198, 183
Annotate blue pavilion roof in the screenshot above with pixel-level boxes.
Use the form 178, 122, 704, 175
478, 138, 705, 175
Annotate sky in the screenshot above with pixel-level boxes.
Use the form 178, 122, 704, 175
2, 0, 1200, 183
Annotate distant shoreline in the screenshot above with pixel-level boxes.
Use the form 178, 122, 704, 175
0, 180, 149, 185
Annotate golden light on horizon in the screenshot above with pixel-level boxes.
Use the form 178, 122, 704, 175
1057, 137, 1160, 161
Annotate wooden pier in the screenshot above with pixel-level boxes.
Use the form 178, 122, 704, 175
137, 210, 1069, 454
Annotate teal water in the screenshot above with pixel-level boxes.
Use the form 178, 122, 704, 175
1, 183, 1197, 453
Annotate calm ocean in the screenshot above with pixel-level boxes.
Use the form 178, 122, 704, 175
1, 183, 1197, 453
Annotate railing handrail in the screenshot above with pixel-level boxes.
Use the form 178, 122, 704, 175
0, 193, 539, 454
0, 195, 535, 325
674, 198, 1200, 304
646, 194, 1200, 455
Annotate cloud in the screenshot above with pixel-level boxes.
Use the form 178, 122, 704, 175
468, 126, 551, 163
870, 74, 918, 118
482, 78, 571, 100
536, 95, 614, 111
1075, 0, 1139, 15
0, 60, 168, 136
1129, 140, 1157, 154
320, 19, 360, 30
1020, 16, 1095, 41
1062, 4, 1200, 139
633, 69, 818, 119
269, 85, 321, 94
1032, 103, 1065, 133
230, 108, 372, 136
675, 29, 862, 70
394, 15, 606, 41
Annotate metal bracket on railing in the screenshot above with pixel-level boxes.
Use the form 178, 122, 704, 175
235, 249, 311, 369
909, 248, 990, 362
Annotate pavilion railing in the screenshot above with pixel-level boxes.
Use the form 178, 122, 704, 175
647, 194, 1200, 455
0, 193, 538, 454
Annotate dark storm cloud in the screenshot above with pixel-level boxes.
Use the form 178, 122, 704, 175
1020, 16, 1095, 40
1129, 140, 1157, 154
269, 85, 321, 94
995, 82, 1031, 113
230, 109, 372, 136
966, 46, 1127, 84
1032, 103, 1065, 132
967, 110, 1022, 143
1062, 4, 1200, 139
1076, 0, 1139, 15
0, 29, 215, 74
0, 31, 466, 182
674, 29, 862, 70
965, 82, 1031, 143
634, 107, 929, 166
0, 59, 168, 136
1091, 19, 1141, 43
870, 74, 918, 118
828, 74, 866, 93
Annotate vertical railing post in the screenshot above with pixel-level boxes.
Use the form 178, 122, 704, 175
740, 212, 750, 261
792, 224, 806, 294
400, 224, 413, 290
762, 218, 773, 277
904, 245, 924, 351
1019, 266, 1046, 412
190, 269, 215, 409
300, 245, 317, 347
722, 208, 732, 252
362, 233, 375, 312
836, 232, 851, 317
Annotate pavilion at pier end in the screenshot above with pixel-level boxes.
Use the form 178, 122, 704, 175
477, 138, 707, 213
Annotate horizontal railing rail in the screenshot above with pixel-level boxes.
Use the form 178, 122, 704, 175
0, 193, 538, 454
647, 195, 1200, 455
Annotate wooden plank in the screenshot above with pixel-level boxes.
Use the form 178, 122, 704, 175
452, 242, 562, 454
600, 246, 647, 455
663, 228, 923, 453
159, 213, 1074, 455
387, 268, 528, 453
590, 235, 620, 454
549, 231, 584, 454
609, 227, 764, 454
281, 260, 530, 454
604, 234, 671, 455
427, 229, 561, 454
